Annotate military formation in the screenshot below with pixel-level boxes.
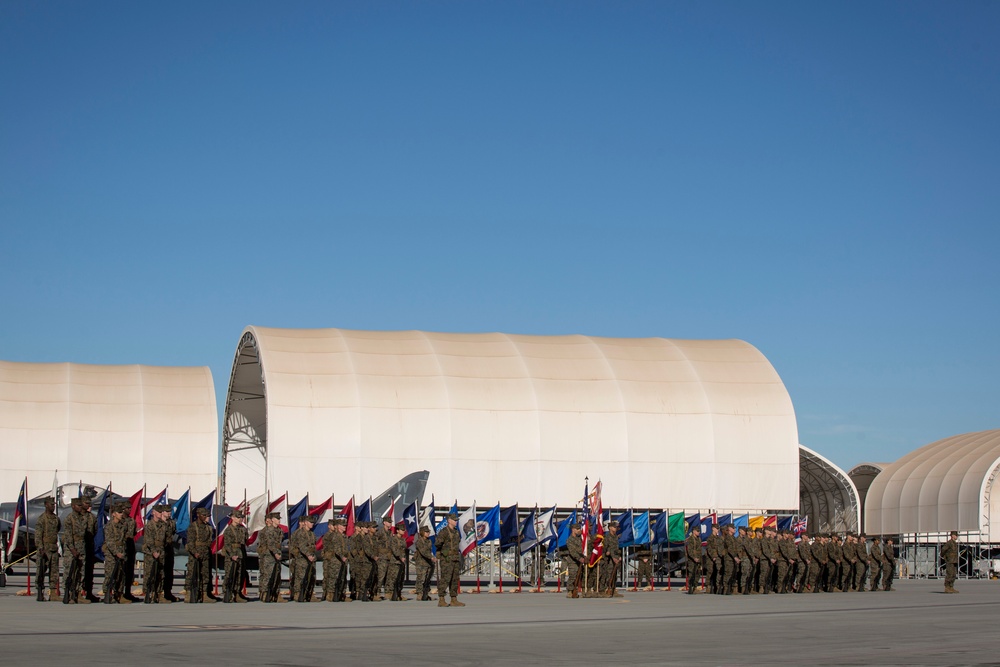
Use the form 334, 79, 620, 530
24, 497, 968, 605
684, 524, 899, 595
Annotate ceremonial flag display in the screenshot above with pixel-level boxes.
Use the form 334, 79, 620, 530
459, 503, 477, 556
615, 510, 634, 546
476, 504, 500, 543
793, 516, 808, 542
310, 495, 334, 549
143, 487, 168, 522
127, 488, 145, 539
668, 512, 687, 542
184, 490, 215, 541
733, 513, 750, 534
499, 504, 519, 552
402, 500, 418, 547
172, 488, 192, 535
548, 509, 576, 556
287, 494, 309, 534
588, 482, 604, 567
6, 478, 27, 559
777, 515, 794, 532
338, 496, 355, 537
267, 494, 288, 533
355, 497, 372, 523
93, 484, 112, 562
245, 492, 268, 545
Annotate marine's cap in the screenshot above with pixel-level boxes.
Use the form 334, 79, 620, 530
42, 496, 55, 506
155, 504, 171, 513
81, 496, 93, 506
299, 515, 316, 524
607, 521, 618, 528
70, 497, 83, 508
570, 523, 581, 530
195, 507, 210, 517
230, 509, 245, 519
419, 526, 431, 534
333, 518, 346, 526
383, 516, 393, 524
111, 504, 125, 514
266, 512, 281, 520
396, 522, 406, 530
447, 512, 459, 520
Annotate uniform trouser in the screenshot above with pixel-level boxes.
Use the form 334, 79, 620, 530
223, 557, 243, 601
758, 560, 772, 593
737, 559, 751, 593
259, 555, 278, 601
366, 558, 379, 598
567, 561, 580, 593
352, 561, 372, 600
944, 562, 958, 589
36, 550, 59, 594
808, 562, 824, 591
686, 559, 701, 591
638, 560, 654, 587
882, 563, 895, 590
292, 558, 316, 601
855, 561, 869, 590
602, 559, 618, 593
840, 562, 855, 591
438, 559, 460, 598
104, 556, 124, 600
323, 559, 345, 599
185, 555, 211, 601
774, 561, 789, 592
417, 561, 434, 599
796, 561, 811, 591
144, 553, 165, 598
386, 561, 402, 599
705, 559, 721, 593
63, 552, 84, 598
721, 558, 736, 593
868, 562, 882, 590
124, 542, 137, 595
377, 557, 389, 594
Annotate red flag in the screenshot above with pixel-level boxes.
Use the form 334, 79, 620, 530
588, 483, 604, 566
128, 487, 145, 539
339, 496, 356, 537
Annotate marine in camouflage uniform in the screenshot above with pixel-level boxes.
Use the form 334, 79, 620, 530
564, 524, 584, 598
185, 507, 216, 603
289, 515, 319, 602
684, 525, 702, 594
868, 537, 884, 591
795, 534, 813, 593
758, 528, 777, 594
602, 522, 622, 597
810, 535, 829, 593
776, 531, 798, 593
414, 526, 436, 601
703, 525, 722, 594
720, 525, 738, 595
735, 527, 753, 594
882, 538, 897, 591
387, 522, 408, 600
34, 497, 61, 602
222, 509, 249, 603
102, 505, 129, 603
161, 509, 178, 601
745, 529, 763, 594
142, 505, 171, 603
257, 512, 286, 603
840, 534, 858, 591
941, 531, 960, 593
376, 517, 393, 600
855, 535, 871, 591
827, 535, 844, 592
61, 498, 89, 604
436, 513, 464, 607
78, 496, 100, 602
322, 518, 349, 601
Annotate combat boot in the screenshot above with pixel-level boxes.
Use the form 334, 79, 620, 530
49, 589, 60, 602
437, 597, 448, 607
450, 597, 465, 607
158, 595, 173, 604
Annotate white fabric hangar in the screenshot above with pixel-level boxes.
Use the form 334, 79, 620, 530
222, 327, 800, 509
864, 429, 1000, 539
0, 360, 218, 497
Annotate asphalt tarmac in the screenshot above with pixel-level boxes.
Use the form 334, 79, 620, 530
0, 575, 996, 666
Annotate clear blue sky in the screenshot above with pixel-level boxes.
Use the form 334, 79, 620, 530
2, 2, 997, 472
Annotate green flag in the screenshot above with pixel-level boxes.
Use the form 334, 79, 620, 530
667, 511, 686, 542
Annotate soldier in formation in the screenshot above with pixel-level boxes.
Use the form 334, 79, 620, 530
414, 525, 436, 601
102, 504, 129, 603
222, 509, 249, 603
257, 511, 286, 603
34, 496, 60, 602
564, 523, 584, 598
321, 518, 349, 602
684, 524, 701, 594
436, 512, 465, 607
142, 504, 172, 603
290, 514, 318, 602
185, 507, 216, 603
61, 498, 88, 604
601, 521, 622, 597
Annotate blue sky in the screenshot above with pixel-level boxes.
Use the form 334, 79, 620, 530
2, 2, 997, 472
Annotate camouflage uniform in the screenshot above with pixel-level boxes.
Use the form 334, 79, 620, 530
414, 531, 435, 600
376, 522, 392, 599
142, 515, 170, 602
437, 522, 462, 604
80, 501, 98, 600
704, 530, 723, 594
121, 512, 138, 600
222, 517, 248, 603
289, 523, 318, 601
758, 531, 777, 594
776, 534, 797, 593
868, 539, 884, 591
941, 536, 959, 593
745, 531, 763, 593
322, 523, 349, 601
735, 530, 752, 594
601, 528, 622, 596
827, 537, 844, 592
34, 503, 61, 601
61, 503, 88, 603
257, 522, 285, 602
684, 530, 702, 593
387, 527, 407, 600
162, 514, 177, 599
102, 514, 128, 603
855, 538, 871, 591
565, 531, 585, 597
840, 537, 857, 591
185, 514, 215, 603
720, 528, 737, 594
810, 537, 829, 592
882, 541, 896, 591
796, 537, 813, 592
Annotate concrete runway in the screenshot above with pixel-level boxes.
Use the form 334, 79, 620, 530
0, 576, 996, 666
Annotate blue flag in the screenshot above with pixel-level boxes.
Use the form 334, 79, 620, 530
93, 484, 112, 563
355, 497, 372, 523
519, 508, 536, 554
402, 500, 418, 547
476, 504, 501, 543
717, 513, 733, 526
499, 505, 519, 552
632, 511, 650, 546
777, 515, 794, 532
651, 512, 668, 545
288, 495, 309, 534
183, 490, 215, 541
171, 488, 191, 535
686, 513, 701, 537
548, 510, 577, 556
616, 510, 634, 547
734, 513, 750, 535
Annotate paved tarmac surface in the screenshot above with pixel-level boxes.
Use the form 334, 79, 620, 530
1, 576, 996, 666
